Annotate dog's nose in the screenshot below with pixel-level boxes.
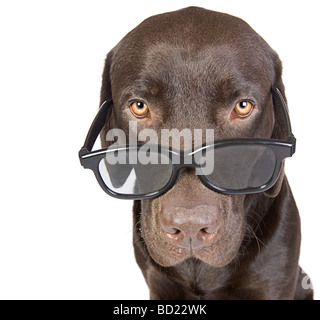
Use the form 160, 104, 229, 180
160, 205, 222, 249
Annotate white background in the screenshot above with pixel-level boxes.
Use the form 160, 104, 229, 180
0, 0, 319, 300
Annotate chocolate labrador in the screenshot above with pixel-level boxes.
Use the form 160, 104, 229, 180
98, 7, 313, 299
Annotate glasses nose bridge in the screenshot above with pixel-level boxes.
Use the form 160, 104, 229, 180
171, 151, 201, 179
170, 164, 197, 188
170, 145, 211, 174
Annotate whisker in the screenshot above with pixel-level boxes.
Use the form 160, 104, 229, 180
245, 224, 267, 256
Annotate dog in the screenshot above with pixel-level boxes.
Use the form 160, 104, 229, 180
98, 7, 313, 299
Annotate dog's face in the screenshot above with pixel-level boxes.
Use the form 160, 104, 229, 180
100, 7, 286, 267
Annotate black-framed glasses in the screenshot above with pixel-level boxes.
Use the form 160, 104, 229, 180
79, 88, 296, 199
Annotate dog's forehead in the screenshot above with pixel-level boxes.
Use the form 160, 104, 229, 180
111, 7, 275, 101
141, 43, 247, 95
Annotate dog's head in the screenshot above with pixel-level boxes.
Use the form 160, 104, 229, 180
100, 7, 287, 267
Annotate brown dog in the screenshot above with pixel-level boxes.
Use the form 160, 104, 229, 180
99, 7, 313, 299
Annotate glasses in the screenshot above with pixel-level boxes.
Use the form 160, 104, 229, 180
79, 88, 296, 199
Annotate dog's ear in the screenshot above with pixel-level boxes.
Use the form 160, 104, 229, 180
98, 51, 135, 186
100, 50, 114, 105
270, 54, 288, 141
264, 52, 287, 198
99, 51, 115, 149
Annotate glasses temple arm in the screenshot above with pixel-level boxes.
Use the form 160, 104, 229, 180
79, 100, 112, 156
272, 87, 294, 138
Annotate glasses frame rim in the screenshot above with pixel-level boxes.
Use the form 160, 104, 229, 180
79, 87, 296, 199
81, 139, 294, 199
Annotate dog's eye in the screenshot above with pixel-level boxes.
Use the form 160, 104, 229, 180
130, 101, 149, 118
234, 101, 254, 117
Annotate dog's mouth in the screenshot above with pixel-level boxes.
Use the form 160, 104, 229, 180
146, 238, 238, 268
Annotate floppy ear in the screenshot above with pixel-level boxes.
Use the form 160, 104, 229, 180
98, 51, 135, 187
100, 51, 114, 105
99, 51, 115, 149
264, 53, 287, 198
270, 55, 288, 141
